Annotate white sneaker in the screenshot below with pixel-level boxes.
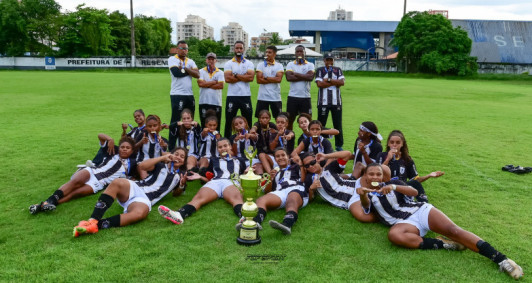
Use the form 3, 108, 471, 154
499, 259, 523, 280
269, 220, 291, 235
158, 205, 183, 225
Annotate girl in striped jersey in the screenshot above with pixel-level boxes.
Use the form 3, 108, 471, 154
229, 116, 262, 174
122, 109, 146, 140
170, 109, 201, 170
29, 135, 138, 214
355, 163, 522, 280
135, 115, 168, 179
292, 120, 333, 164
244, 148, 309, 235
376, 130, 444, 203
197, 110, 221, 170
253, 110, 278, 173
158, 138, 246, 225
351, 121, 383, 179
73, 147, 187, 237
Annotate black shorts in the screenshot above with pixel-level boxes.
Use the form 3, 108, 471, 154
255, 100, 282, 118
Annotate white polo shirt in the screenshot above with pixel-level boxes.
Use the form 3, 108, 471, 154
223, 57, 255, 97
168, 55, 197, 96
256, 60, 284, 101
286, 60, 314, 98
198, 67, 225, 106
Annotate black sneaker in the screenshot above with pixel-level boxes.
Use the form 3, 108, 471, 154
269, 220, 291, 235
29, 202, 43, 214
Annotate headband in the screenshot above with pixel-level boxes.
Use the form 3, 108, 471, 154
360, 125, 383, 141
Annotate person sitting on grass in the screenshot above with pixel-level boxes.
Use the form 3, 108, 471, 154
158, 138, 246, 225
135, 114, 168, 179
351, 121, 383, 179
229, 116, 262, 174
73, 147, 187, 237
237, 148, 309, 235
291, 120, 333, 165
29, 134, 138, 215
353, 162, 523, 280
376, 130, 444, 203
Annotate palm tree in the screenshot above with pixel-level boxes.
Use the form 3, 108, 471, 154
269, 32, 282, 45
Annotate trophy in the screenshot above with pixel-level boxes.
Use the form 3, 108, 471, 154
231, 146, 270, 246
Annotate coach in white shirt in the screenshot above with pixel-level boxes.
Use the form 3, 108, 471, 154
285, 45, 315, 130
197, 52, 224, 130
168, 40, 199, 150
255, 45, 284, 119
223, 41, 255, 138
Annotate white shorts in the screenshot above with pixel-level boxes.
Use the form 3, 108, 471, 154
269, 185, 309, 209
188, 152, 199, 159
118, 180, 152, 213
396, 203, 433, 237
75, 168, 105, 193
347, 193, 361, 210
204, 179, 238, 198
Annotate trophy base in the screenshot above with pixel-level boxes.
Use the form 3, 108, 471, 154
237, 236, 261, 246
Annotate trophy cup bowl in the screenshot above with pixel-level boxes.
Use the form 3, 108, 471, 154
232, 147, 270, 246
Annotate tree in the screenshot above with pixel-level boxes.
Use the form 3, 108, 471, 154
57, 4, 114, 57
21, 0, 62, 55
0, 0, 28, 56
134, 15, 172, 56
184, 37, 230, 68
109, 11, 131, 56
390, 11, 477, 76
269, 32, 282, 45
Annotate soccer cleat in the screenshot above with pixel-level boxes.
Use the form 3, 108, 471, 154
158, 205, 183, 225
85, 160, 95, 168
437, 236, 466, 251
41, 202, 56, 212
29, 203, 43, 214
73, 219, 99, 237
269, 220, 291, 235
499, 259, 523, 280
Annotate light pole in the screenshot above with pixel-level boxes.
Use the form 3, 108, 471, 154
403, 0, 407, 16
130, 0, 136, 68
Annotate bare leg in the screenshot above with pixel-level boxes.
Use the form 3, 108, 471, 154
349, 201, 378, 223
428, 207, 482, 252
56, 169, 91, 199
222, 186, 243, 207
187, 156, 198, 170
256, 193, 282, 211
352, 162, 365, 179
119, 202, 150, 227
387, 223, 424, 249
58, 185, 94, 204
188, 186, 219, 210
284, 192, 303, 213
259, 153, 272, 173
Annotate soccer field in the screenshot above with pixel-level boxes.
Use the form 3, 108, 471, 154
0, 70, 530, 281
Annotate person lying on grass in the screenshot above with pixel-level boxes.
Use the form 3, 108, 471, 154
73, 147, 187, 237
376, 130, 444, 203
158, 138, 246, 225
318, 150, 523, 280
29, 135, 138, 215
236, 148, 309, 235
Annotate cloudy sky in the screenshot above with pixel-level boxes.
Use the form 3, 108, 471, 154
56, 0, 532, 43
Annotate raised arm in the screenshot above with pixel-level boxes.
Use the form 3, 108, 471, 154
139, 155, 171, 172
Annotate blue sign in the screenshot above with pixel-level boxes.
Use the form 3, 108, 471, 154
45, 57, 56, 70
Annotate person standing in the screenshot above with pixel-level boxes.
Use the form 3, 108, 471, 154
255, 45, 284, 119
315, 53, 345, 151
198, 52, 224, 130
223, 41, 255, 138
168, 40, 199, 151
285, 45, 315, 130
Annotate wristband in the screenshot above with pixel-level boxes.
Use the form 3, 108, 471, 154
391, 184, 397, 191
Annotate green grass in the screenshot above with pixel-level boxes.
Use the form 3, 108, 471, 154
0, 70, 531, 282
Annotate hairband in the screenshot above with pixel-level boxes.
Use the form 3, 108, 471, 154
360, 125, 383, 141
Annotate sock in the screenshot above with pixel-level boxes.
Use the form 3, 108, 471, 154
98, 215, 121, 229
253, 208, 267, 224
90, 193, 115, 220
46, 190, 64, 206
282, 211, 298, 228
477, 240, 507, 264
419, 237, 444, 250
233, 204, 243, 218
178, 204, 196, 219
198, 167, 207, 176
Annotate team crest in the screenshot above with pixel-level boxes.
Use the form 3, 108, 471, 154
178, 100, 184, 110
400, 166, 405, 175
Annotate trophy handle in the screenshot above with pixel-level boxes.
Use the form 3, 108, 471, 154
259, 173, 271, 192
230, 173, 242, 193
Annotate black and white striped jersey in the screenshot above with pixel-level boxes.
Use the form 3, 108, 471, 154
135, 130, 168, 162
198, 132, 219, 158
208, 156, 247, 180
136, 162, 182, 205
126, 125, 145, 140
353, 139, 383, 165
300, 136, 333, 155
317, 160, 358, 209
315, 66, 344, 107
93, 142, 138, 185
271, 163, 304, 192
367, 179, 424, 226
229, 131, 257, 159
175, 126, 201, 155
